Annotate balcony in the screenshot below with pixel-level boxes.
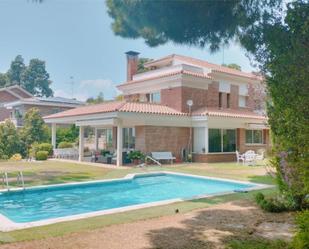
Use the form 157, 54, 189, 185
132, 64, 204, 81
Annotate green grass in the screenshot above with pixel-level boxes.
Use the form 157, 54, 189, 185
0, 160, 277, 244
227, 238, 290, 249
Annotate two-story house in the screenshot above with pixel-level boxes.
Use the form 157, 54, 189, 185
44, 51, 269, 166
0, 85, 84, 127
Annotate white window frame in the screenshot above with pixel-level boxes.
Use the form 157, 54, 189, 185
208, 128, 237, 154
245, 129, 263, 145
149, 91, 161, 103
239, 95, 246, 107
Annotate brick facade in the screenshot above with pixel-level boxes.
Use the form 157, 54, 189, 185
193, 153, 236, 163
236, 128, 270, 153
135, 125, 190, 159
0, 91, 19, 103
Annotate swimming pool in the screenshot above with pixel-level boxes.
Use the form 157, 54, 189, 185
0, 172, 268, 231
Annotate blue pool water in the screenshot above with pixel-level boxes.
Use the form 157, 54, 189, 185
0, 173, 255, 223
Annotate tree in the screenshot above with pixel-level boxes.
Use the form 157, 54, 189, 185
20, 108, 49, 152
7, 55, 26, 85
0, 120, 23, 159
137, 58, 152, 73
106, 0, 281, 51
222, 63, 241, 71
0, 73, 9, 88
21, 59, 53, 97
56, 125, 79, 146
86, 92, 105, 104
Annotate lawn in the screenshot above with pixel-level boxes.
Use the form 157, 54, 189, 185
0, 160, 280, 246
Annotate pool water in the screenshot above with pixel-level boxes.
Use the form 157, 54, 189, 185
0, 173, 255, 223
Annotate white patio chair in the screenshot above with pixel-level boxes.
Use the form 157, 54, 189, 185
244, 150, 257, 166
235, 150, 245, 164
256, 149, 265, 160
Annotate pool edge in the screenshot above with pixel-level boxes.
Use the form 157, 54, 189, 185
0, 171, 273, 232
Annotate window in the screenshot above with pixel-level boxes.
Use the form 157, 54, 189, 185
150, 92, 161, 103
246, 130, 263, 144
219, 92, 223, 108
223, 129, 236, 152
123, 127, 135, 150
209, 129, 236, 153
239, 96, 246, 107
209, 129, 221, 152
227, 93, 230, 108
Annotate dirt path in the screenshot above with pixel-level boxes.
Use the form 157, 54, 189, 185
0, 200, 294, 249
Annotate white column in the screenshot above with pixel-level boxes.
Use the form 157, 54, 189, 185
94, 128, 98, 151
116, 123, 123, 166
51, 123, 57, 149
204, 125, 209, 153
78, 126, 84, 162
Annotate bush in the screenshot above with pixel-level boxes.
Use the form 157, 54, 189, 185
10, 153, 22, 161
292, 210, 309, 249
35, 151, 48, 161
101, 149, 110, 156
255, 192, 295, 213
127, 150, 145, 160
37, 143, 53, 156
58, 141, 73, 149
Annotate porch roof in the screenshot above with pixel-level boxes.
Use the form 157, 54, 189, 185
44, 101, 187, 120
192, 107, 267, 120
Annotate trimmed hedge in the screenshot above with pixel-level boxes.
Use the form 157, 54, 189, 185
58, 141, 73, 149
37, 143, 53, 156
35, 151, 48, 161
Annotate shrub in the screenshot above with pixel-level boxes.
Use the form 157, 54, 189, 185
58, 141, 73, 149
10, 153, 22, 161
37, 143, 53, 156
35, 151, 48, 161
292, 210, 309, 249
255, 192, 295, 213
101, 149, 110, 156
127, 150, 144, 160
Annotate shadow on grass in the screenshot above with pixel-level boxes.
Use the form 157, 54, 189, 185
146, 200, 290, 249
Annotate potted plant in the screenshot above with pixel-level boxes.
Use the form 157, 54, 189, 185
127, 150, 145, 165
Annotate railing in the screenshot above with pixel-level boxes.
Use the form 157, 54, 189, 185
1, 171, 25, 191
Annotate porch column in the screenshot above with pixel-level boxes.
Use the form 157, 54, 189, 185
78, 126, 85, 162
116, 123, 123, 166
94, 128, 99, 151
204, 125, 209, 153
51, 123, 57, 149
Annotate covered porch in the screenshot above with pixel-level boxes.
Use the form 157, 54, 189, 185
45, 105, 192, 166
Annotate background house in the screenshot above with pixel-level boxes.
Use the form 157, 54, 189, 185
0, 85, 84, 127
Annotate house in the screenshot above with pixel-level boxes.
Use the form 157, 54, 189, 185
44, 51, 269, 166
0, 85, 84, 127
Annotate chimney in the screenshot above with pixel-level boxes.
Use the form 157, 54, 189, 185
125, 51, 140, 81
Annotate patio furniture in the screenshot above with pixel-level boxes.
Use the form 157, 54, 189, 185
243, 150, 257, 166
255, 149, 265, 160
53, 148, 79, 159
151, 152, 176, 164
235, 150, 245, 164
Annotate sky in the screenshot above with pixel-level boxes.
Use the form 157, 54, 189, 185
0, 0, 256, 101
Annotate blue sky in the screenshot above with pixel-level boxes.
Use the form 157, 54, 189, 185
0, 0, 256, 101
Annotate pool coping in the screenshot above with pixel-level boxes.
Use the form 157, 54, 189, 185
0, 171, 273, 232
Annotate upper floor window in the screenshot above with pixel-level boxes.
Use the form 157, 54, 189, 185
245, 129, 263, 144
219, 92, 223, 108
150, 92, 161, 103
227, 93, 230, 108
239, 95, 246, 107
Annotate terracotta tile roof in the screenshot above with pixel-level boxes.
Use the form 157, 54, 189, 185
44, 101, 186, 119
145, 54, 262, 80
118, 69, 212, 87
193, 107, 267, 120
